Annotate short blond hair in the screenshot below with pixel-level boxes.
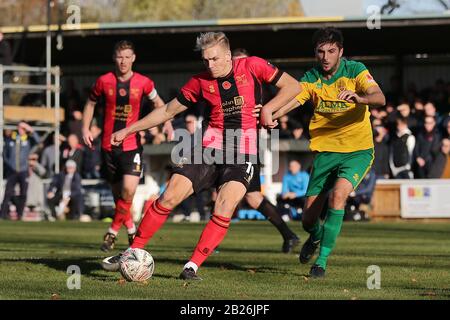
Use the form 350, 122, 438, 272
195, 32, 230, 51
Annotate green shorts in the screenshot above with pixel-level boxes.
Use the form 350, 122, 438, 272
306, 148, 374, 197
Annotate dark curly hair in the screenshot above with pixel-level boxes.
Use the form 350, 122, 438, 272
312, 27, 344, 49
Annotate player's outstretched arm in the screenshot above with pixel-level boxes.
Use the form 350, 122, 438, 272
260, 73, 301, 128
273, 98, 301, 120
82, 99, 96, 149
338, 85, 386, 107
111, 97, 187, 146
361, 85, 386, 107
149, 94, 174, 140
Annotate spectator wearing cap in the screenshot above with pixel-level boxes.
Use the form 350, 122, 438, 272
46, 160, 83, 220
3, 122, 40, 178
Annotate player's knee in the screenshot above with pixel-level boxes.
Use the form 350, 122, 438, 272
121, 189, 135, 202
329, 190, 347, 209
302, 212, 314, 229
159, 190, 182, 210
214, 197, 238, 215
246, 192, 262, 209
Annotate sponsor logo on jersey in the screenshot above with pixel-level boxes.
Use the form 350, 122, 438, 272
234, 96, 244, 107
130, 88, 140, 98
119, 88, 127, 97
209, 85, 215, 93
124, 104, 132, 113
316, 100, 351, 113
222, 81, 232, 90
235, 74, 248, 85
336, 79, 347, 92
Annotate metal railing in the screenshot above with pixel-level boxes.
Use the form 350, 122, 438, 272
0, 64, 61, 196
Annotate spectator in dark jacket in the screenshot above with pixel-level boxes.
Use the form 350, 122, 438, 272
389, 116, 416, 179
0, 153, 46, 220
61, 134, 83, 172
82, 124, 102, 179
442, 116, 450, 139
413, 116, 442, 178
3, 122, 40, 178
46, 160, 83, 220
428, 138, 450, 179
373, 124, 390, 179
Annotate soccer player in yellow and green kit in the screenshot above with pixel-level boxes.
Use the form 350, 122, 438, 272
260, 27, 386, 278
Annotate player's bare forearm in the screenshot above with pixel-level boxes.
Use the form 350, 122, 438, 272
263, 73, 301, 114
124, 98, 187, 136
82, 100, 96, 131
151, 95, 165, 109
361, 86, 386, 107
82, 100, 96, 148
273, 98, 301, 119
360, 92, 386, 107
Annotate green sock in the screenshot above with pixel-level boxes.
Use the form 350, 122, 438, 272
315, 208, 345, 270
303, 220, 323, 242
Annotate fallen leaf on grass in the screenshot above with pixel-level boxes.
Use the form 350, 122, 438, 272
420, 291, 437, 297
137, 280, 149, 286
343, 289, 349, 293
183, 282, 189, 288
51, 293, 60, 300
117, 278, 126, 285
247, 269, 256, 274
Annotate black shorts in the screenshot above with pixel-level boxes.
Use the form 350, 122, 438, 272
171, 162, 255, 194
247, 164, 261, 193
102, 148, 143, 184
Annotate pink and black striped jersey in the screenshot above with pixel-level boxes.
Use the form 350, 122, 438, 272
90, 72, 157, 152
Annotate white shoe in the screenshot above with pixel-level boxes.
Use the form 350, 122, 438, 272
101, 253, 122, 272
172, 213, 185, 223
282, 214, 290, 222
80, 214, 92, 222
189, 211, 201, 223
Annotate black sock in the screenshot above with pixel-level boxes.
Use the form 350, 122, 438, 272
257, 198, 297, 240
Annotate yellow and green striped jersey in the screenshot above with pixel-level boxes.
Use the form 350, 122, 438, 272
295, 58, 378, 153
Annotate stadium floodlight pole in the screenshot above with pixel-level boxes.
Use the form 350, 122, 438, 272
54, 66, 60, 174
46, 0, 52, 109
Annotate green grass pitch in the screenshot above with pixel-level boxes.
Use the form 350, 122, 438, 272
0, 220, 449, 300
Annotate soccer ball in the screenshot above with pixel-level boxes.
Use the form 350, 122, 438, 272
119, 248, 155, 282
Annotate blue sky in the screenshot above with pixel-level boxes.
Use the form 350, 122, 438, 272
300, 0, 450, 16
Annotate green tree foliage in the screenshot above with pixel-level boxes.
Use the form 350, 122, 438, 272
0, 0, 304, 26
